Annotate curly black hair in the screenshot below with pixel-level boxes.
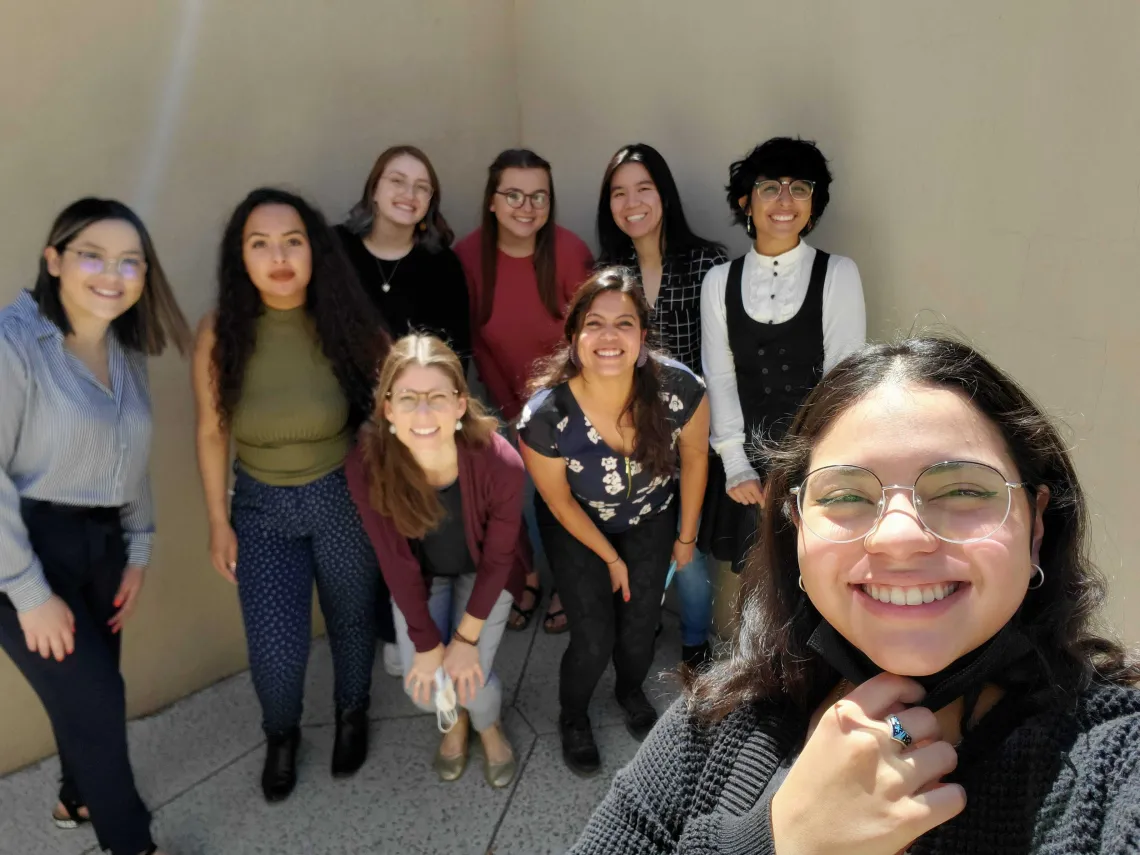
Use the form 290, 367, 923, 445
211, 187, 387, 428
726, 137, 833, 237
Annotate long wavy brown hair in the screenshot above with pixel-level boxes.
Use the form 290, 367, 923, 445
529, 267, 676, 478
686, 337, 1140, 724
360, 334, 498, 539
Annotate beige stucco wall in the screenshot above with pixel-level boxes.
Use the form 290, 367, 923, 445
516, 0, 1140, 641
0, 0, 517, 774
2, 0, 1138, 774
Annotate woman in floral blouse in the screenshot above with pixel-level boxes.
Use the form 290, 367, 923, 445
518, 267, 709, 777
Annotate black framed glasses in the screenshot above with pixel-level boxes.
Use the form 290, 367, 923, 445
789, 460, 1027, 544
387, 388, 459, 413
64, 249, 147, 281
495, 189, 550, 210
754, 179, 815, 203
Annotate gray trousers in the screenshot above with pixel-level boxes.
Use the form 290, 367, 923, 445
392, 573, 513, 732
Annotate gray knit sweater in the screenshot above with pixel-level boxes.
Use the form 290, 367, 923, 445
569, 682, 1140, 854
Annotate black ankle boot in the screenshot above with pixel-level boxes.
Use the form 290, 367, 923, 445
261, 728, 300, 802
559, 713, 601, 777
616, 687, 659, 742
682, 641, 712, 671
331, 707, 369, 778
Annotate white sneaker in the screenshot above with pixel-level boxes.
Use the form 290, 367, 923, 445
382, 643, 402, 678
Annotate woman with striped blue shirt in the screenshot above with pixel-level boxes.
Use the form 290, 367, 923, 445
0, 198, 190, 855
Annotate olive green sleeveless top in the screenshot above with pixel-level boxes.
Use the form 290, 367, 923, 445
231, 307, 350, 486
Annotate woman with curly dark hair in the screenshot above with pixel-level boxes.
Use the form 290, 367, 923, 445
192, 188, 388, 803
571, 337, 1140, 854
518, 268, 709, 776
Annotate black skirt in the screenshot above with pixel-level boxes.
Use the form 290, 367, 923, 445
697, 453, 762, 574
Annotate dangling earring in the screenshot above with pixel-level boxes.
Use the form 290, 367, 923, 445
455, 419, 463, 432
636, 345, 648, 368
1028, 564, 1045, 590
419, 220, 427, 232
798, 575, 806, 592
746, 212, 752, 235
388, 423, 396, 435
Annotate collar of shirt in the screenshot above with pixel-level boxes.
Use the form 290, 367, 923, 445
14, 290, 64, 342
747, 239, 810, 273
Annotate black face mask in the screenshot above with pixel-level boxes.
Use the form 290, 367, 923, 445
806, 618, 1036, 713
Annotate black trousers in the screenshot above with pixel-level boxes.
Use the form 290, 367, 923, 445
0, 500, 152, 855
536, 495, 677, 722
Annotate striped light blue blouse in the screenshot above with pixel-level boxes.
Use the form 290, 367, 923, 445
0, 290, 154, 612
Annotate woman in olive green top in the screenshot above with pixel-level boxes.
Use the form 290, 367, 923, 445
192, 188, 387, 803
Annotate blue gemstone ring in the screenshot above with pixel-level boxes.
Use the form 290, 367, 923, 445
886, 714, 912, 748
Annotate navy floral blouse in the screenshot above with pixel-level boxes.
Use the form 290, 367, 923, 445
517, 358, 705, 533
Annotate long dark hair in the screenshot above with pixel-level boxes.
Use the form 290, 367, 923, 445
360, 334, 499, 539
596, 143, 724, 263
343, 145, 454, 251
210, 187, 387, 427
687, 337, 1140, 723
530, 267, 676, 478
33, 197, 191, 355
478, 149, 560, 327
726, 137, 833, 238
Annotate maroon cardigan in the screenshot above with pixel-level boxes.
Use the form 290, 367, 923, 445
345, 431, 526, 653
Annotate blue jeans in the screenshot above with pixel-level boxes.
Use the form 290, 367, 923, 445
231, 466, 379, 736
392, 575, 514, 731
673, 547, 712, 647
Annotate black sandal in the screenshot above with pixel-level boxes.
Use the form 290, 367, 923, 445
51, 798, 89, 830
507, 584, 542, 631
543, 608, 570, 635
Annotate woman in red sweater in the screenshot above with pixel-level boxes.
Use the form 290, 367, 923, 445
456, 148, 594, 635
345, 334, 523, 787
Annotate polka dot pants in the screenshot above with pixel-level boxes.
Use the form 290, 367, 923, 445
231, 466, 378, 736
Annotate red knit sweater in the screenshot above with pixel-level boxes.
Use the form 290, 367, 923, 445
455, 225, 593, 421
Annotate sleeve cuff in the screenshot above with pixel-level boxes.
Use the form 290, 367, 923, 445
718, 445, 759, 487
126, 533, 153, 568
5, 562, 53, 613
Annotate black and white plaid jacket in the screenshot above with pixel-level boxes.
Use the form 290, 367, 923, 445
611, 245, 728, 375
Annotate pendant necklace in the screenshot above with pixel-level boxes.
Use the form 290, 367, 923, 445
375, 256, 402, 293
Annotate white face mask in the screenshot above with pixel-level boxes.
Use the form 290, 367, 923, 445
434, 667, 459, 733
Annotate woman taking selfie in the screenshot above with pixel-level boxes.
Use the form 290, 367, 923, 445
519, 268, 709, 776
0, 198, 190, 855
346, 334, 522, 788
571, 337, 1140, 854
193, 188, 386, 802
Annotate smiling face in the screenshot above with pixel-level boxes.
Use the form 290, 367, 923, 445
740, 174, 812, 245
373, 153, 433, 229
573, 290, 646, 378
491, 167, 551, 242
44, 219, 146, 326
796, 382, 1048, 676
241, 204, 312, 307
609, 162, 663, 244
384, 364, 466, 451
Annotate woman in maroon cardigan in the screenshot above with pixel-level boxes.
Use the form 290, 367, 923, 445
345, 334, 523, 788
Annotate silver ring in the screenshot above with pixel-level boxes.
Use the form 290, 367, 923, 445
885, 714, 912, 748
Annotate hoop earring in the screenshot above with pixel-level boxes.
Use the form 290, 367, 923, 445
388, 423, 397, 435
1028, 564, 1045, 590
455, 419, 463, 432
636, 345, 648, 368
798, 575, 806, 592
